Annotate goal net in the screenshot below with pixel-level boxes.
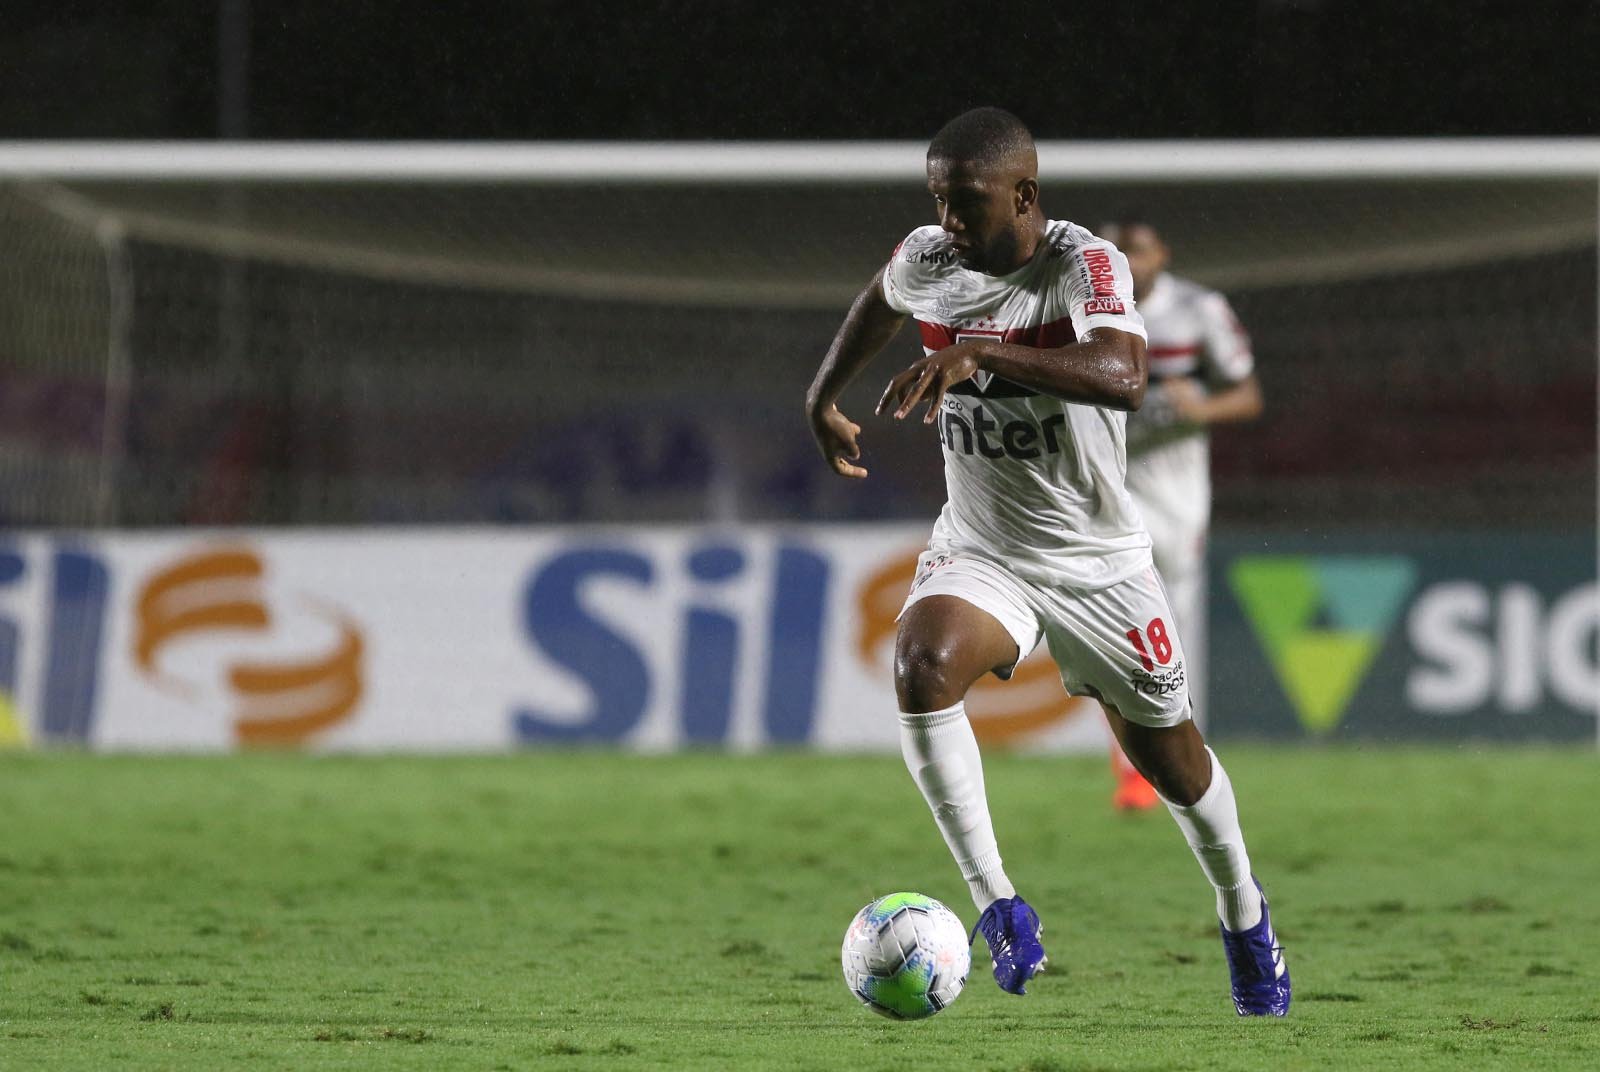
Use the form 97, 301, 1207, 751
0, 143, 1594, 531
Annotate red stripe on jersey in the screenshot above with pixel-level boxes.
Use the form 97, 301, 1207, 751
918, 320, 959, 350
916, 317, 1077, 351
1005, 317, 1078, 348
1149, 344, 1200, 358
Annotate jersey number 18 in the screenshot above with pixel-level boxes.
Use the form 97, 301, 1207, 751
1127, 618, 1172, 671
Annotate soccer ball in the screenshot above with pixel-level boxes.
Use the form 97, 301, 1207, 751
840, 892, 971, 1019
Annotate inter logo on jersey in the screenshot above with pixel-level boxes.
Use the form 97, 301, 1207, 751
938, 402, 1068, 461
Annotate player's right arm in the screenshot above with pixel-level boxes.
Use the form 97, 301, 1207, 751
805, 266, 907, 479
1166, 291, 1263, 425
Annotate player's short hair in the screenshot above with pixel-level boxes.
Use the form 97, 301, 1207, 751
927, 107, 1036, 168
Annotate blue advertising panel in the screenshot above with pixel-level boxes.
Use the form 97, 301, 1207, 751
1209, 530, 1597, 741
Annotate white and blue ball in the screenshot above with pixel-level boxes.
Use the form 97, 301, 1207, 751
841, 892, 970, 1019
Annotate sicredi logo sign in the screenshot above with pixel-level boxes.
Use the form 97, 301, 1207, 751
1228, 552, 1598, 734
1229, 556, 1416, 734
1407, 581, 1596, 715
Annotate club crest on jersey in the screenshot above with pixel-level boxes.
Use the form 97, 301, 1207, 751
956, 330, 1002, 394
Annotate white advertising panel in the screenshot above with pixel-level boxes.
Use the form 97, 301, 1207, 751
0, 528, 1109, 753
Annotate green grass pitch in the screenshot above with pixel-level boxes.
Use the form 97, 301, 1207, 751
1, 746, 1597, 1070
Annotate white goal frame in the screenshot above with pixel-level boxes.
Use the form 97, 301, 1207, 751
0, 138, 1598, 183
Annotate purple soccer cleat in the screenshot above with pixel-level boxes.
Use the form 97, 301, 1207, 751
1220, 879, 1291, 1016
970, 896, 1048, 995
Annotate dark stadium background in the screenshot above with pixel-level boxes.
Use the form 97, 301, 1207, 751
3, 0, 1595, 526
2, 0, 1597, 141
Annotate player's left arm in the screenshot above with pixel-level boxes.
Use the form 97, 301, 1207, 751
1166, 373, 1262, 425
877, 328, 1147, 422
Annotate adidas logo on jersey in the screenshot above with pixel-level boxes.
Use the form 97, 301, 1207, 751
939, 403, 1068, 461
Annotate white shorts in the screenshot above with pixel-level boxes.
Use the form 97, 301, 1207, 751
898, 548, 1191, 728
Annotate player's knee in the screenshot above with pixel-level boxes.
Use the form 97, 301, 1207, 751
894, 638, 968, 712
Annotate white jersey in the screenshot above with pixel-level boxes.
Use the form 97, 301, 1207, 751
1124, 272, 1254, 534
881, 220, 1151, 590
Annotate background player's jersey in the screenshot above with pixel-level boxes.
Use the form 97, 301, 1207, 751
1124, 272, 1254, 534
882, 221, 1151, 590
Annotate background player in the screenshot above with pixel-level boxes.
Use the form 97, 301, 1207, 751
804, 108, 1289, 1016
1099, 218, 1264, 811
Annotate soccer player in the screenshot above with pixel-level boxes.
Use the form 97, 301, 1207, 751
804, 108, 1289, 1016
1096, 217, 1264, 812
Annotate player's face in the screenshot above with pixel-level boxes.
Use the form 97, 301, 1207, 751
926, 156, 1031, 275
1104, 223, 1168, 299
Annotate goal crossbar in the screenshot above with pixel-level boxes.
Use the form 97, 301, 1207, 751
1, 139, 1599, 183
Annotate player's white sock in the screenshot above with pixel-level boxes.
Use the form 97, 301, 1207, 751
899, 702, 1017, 912
1162, 747, 1263, 931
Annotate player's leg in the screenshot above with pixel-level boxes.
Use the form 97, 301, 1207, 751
894, 594, 1023, 911
1045, 568, 1289, 1015
1110, 509, 1207, 808
1103, 707, 1258, 926
1107, 706, 1289, 1015
894, 555, 1048, 995
1108, 722, 1161, 810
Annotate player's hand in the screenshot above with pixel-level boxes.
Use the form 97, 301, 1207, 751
876, 343, 982, 424
1163, 378, 1208, 423
809, 403, 869, 479
1134, 381, 1200, 428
